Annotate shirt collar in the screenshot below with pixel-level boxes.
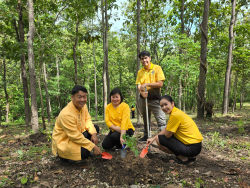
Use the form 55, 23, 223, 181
69, 101, 82, 114
142, 62, 154, 71
170, 106, 178, 115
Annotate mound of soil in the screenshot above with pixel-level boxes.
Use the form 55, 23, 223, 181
94, 150, 170, 186
29, 133, 48, 144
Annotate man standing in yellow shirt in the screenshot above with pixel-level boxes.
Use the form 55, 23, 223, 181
52, 86, 102, 164
136, 50, 166, 142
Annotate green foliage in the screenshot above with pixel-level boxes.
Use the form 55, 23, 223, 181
237, 119, 245, 134
122, 134, 139, 157
17, 150, 24, 160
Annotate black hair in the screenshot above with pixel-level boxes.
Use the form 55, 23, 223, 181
110, 88, 123, 103
132, 105, 134, 108
139, 50, 151, 59
160, 95, 174, 104
71, 85, 88, 95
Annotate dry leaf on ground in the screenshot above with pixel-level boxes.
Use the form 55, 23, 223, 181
26, 161, 34, 165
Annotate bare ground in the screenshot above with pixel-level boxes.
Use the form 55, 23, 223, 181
0, 108, 250, 188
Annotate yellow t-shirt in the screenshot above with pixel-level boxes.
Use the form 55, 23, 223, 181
166, 107, 203, 145
132, 108, 135, 111
135, 63, 165, 99
105, 102, 135, 131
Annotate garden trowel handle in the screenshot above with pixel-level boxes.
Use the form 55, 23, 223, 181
145, 87, 151, 153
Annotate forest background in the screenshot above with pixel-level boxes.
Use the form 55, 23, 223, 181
0, 0, 250, 133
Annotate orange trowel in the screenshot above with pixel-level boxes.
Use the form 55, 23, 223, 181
140, 145, 149, 158
101, 152, 112, 160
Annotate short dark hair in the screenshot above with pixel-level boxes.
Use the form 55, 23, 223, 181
160, 95, 174, 104
139, 50, 151, 59
71, 85, 88, 95
110, 88, 123, 103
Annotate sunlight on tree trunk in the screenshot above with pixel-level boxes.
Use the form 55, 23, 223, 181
27, 0, 39, 133
43, 62, 51, 123
56, 55, 61, 111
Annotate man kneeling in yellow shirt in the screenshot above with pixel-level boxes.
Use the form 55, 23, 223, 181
52, 85, 102, 164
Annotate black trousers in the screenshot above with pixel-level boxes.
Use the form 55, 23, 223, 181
158, 135, 202, 157
132, 111, 135, 118
59, 124, 99, 161
102, 129, 134, 150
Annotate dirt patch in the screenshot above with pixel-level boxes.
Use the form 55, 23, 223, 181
29, 133, 48, 144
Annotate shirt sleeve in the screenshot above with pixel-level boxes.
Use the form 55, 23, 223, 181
84, 106, 97, 135
166, 115, 181, 133
120, 104, 130, 130
156, 66, 165, 81
60, 114, 95, 151
105, 105, 113, 128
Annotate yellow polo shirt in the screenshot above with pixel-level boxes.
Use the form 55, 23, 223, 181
105, 102, 135, 131
166, 107, 203, 145
52, 101, 97, 161
135, 63, 165, 99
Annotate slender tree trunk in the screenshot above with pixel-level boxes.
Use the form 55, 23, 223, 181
197, 0, 210, 119
136, 0, 142, 123
102, 0, 107, 119
56, 55, 61, 111
165, 79, 172, 95
73, 16, 79, 86
3, 57, 9, 123
169, 87, 173, 96
178, 0, 185, 109
93, 41, 98, 120
27, 0, 39, 133
38, 66, 46, 130
105, 0, 110, 103
43, 62, 51, 122
232, 70, 238, 113
17, 1, 31, 125
222, 0, 236, 115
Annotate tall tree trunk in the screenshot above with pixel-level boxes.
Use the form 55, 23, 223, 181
93, 40, 98, 120
43, 62, 51, 122
197, 0, 210, 119
3, 56, 9, 123
56, 55, 61, 111
17, 1, 31, 125
178, 0, 185, 109
222, 0, 236, 115
27, 0, 39, 133
105, 0, 110, 103
232, 70, 238, 113
38, 66, 46, 130
102, 0, 107, 119
73, 16, 79, 86
136, 0, 142, 123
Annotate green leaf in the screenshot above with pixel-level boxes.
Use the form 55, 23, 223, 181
21, 177, 27, 184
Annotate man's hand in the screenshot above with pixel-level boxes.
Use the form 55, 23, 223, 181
91, 133, 98, 145
92, 145, 102, 156
140, 83, 148, 91
140, 91, 148, 98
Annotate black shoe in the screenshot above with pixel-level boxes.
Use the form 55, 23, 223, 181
138, 136, 148, 143
188, 157, 196, 162
59, 157, 74, 165
173, 157, 193, 165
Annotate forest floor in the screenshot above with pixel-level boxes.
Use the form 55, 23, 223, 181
0, 105, 250, 188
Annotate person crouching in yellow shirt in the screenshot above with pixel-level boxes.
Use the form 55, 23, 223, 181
102, 88, 135, 150
147, 95, 203, 164
52, 86, 102, 164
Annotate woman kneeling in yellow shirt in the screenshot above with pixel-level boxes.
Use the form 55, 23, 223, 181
102, 88, 135, 150
147, 95, 203, 164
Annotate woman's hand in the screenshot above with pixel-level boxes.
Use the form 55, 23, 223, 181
146, 137, 156, 145
120, 137, 126, 147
